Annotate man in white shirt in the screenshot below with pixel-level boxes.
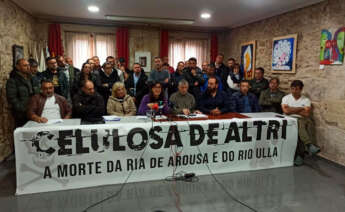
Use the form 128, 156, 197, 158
28, 79, 72, 123
282, 80, 320, 166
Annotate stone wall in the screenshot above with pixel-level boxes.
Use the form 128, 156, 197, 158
0, 0, 42, 161
226, 0, 345, 166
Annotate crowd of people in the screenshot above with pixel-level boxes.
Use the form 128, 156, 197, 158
6, 53, 320, 165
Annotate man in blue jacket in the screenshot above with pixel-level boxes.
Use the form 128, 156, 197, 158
198, 77, 235, 115
232, 80, 261, 113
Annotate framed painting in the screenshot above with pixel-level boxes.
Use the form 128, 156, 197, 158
240, 41, 256, 79
135, 51, 151, 73
320, 27, 345, 65
12, 45, 24, 69
272, 34, 297, 74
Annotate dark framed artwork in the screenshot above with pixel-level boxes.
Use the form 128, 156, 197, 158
139, 56, 147, 67
12, 45, 24, 69
272, 34, 297, 73
135, 51, 151, 73
240, 41, 256, 80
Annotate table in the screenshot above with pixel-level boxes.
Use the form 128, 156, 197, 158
14, 112, 298, 195
154, 112, 249, 122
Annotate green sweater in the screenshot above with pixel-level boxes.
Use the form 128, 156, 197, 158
169, 92, 196, 114
259, 88, 285, 114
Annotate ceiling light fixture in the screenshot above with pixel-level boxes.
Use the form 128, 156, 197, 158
88, 5, 99, 13
105, 15, 195, 25
201, 13, 211, 19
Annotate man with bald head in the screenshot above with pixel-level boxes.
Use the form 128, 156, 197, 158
6, 59, 39, 127
72, 80, 105, 124
65, 56, 80, 74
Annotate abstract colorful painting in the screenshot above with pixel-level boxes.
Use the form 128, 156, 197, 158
320, 27, 345, 65
240, 41, 256, 79
272, 34, 297, 74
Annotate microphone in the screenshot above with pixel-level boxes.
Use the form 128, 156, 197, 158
152, 103, 159, 111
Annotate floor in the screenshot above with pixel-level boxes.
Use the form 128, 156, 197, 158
0, 156, 345, 212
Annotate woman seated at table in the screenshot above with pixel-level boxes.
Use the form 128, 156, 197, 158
138, 81, 169, 115
107, 82, 137, 116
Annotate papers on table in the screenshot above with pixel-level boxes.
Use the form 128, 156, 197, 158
103, 116, 121, 121
136, 115, 168, 120
176, 114, 208, 119
154, 115, 167, 120
46, 119, 63, 124
22, 119, 63, 128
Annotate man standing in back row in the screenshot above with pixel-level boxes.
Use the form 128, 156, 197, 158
41, 57, 69, 99
250, 67, 269, 99
125, 63, 148, 108
6, 59, 38, 127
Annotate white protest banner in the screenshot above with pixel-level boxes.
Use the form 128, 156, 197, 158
14, 117, 297, 195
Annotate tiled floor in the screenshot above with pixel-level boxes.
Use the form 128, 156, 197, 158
0, 157, 345, 212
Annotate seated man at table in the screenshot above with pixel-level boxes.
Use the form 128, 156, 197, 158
232, 80, 261, 113
72, 80, 105, 124
259, 77, 285, 114
281, 80, 320, 166
169, 79, 201, 115
198, 77, 235, 115
27, 79, 72, 123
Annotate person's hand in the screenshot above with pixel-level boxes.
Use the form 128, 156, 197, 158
191, 69, 196, 76
132, 97, 136, 103
182, 109, 190, 115
214, 110, 221, 115
164, 78, 169, 84
120, 66, 126, 72
210, 108, 221, 115
194, 110, 202, 114
194, 82, 198, 86
147, 103, 154, 109
36, 117, 48, 123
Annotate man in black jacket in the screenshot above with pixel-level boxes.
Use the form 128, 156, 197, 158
125, 63, 148, 108
41, 57, 69, 99
99, 62, 120, 105
72, 80, 105, 124
183, 57, 205, 99
214, 53, 231, 92
6, 59, 38, 127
